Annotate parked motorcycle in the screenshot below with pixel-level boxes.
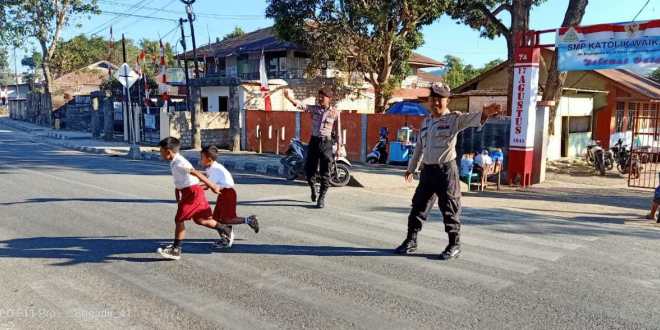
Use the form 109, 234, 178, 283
584, 141, 601, 165
591, 145, 614, 176
612, 139, 641, 178
366, 128, 389, 164
280, 138, 352, 187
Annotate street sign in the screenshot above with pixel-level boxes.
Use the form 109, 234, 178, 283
114, 63, 139, 88
165, 68, 185, 84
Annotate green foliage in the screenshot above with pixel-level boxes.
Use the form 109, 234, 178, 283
266, 0, 449, 112
649, 67, 660, 83
0, 47, 13, 85
446, 0, 546, 39
442, 55, 504, 88
223, 27, 246, 41
46, 34, 175, 79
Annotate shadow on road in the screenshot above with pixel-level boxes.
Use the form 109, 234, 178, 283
238, 198, 309, 207
0, 197, 174, 206
468, 188, 649, 211
370, 205, 660, 240
0, 236, 401, 266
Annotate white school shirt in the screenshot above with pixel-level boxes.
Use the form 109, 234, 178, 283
170, 153, 199, 189
206, 161, 235, 189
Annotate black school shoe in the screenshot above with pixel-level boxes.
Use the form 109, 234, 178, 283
394, 232, 418, 254
246, 215, 260, 233
157, 244, 181, 260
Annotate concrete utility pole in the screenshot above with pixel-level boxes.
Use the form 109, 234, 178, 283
181, 0, 201, 149
179, 18, 193, 143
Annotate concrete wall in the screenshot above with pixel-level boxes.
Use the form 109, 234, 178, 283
160, 111, 232, 148
200, 86, 230, 112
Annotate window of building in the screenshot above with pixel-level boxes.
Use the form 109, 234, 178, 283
266, 51, 287, 78
218, 96, 228, 112
627, 102, 637, 131
237, 54, 249, 77
568, 116, 591, 133
201, 97, 208, 112
615, 102, 625, 132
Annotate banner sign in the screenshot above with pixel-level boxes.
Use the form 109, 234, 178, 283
509, 64, 539, 149
557, 20, 660, 71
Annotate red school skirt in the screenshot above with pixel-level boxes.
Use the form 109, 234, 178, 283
175, 185, 212, 222
213, 188, 238, 221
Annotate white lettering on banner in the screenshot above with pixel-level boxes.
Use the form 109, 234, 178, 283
509, 64, 539, 148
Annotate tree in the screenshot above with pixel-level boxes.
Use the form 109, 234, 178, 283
223, 27, 246, 41
482, 58, 504, 71
0, 0, 98, 111
447, 0, 546, 62
50, 34, 107, 78
267, 0, 449, 113
649, 67, 660, 83
443, 55, 503, 88
0, 48, 12, 85
541, 0, 588, 135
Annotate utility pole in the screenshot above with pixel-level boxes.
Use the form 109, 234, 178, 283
121, 34, 131, 143
13, 47, 19, 99
179, 17, 193, 143
182, 0, 201, 149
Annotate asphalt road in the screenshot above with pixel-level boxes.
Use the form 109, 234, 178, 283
1, 125, 660, 330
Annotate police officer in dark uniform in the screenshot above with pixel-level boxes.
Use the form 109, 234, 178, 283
284, 87, 341, 208
395, 82, 501, 260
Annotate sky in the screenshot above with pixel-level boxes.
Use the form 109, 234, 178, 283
5, 0, 659, 74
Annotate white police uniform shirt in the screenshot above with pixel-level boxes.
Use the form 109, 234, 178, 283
170, 153, 199, 189
408, 111, 483, 172
206, 161, 235, 189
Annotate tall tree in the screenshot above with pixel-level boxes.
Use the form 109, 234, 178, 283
0, 0, 98, 108
267, 0, 449, 113
541, 0, 588, 135
649, 67, 660, 83
447, 0, 546, 62
443, 55, 503, 88
0, 48, 12, 85
223, 27, 246, 41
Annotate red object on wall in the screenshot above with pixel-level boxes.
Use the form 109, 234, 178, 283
340, 111, 363, 160
245, 110, 296, 154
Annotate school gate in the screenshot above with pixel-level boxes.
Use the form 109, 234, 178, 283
629, 104, 660, 189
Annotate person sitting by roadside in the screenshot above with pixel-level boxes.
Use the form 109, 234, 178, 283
460, 152, 475, 178
459, 152, 474, 178
474, 149, 494, 188
473, 150, 493, 175
645, 181, 660, 223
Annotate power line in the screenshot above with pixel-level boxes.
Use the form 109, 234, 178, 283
115, 0, 178, 31
87, 0, 154, 36
96, 0, 264, 19
632, 0, 651, 22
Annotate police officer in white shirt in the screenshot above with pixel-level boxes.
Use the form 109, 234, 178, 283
395, 82, 502, 260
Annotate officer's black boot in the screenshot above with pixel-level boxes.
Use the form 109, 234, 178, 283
439, 233, 461, 260
394, 231, 418, 254
316, 186, 327, 209
309, 183, 318, 203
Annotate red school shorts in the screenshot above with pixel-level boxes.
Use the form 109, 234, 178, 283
213, 188, 238, 221
175, 185, 212, 222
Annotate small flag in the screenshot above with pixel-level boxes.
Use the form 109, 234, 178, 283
159, 39, 169, 101
259, 49, 272, 112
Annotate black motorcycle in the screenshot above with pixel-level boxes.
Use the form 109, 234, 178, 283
280, 138, 352, 187
612, 139, 641, 178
